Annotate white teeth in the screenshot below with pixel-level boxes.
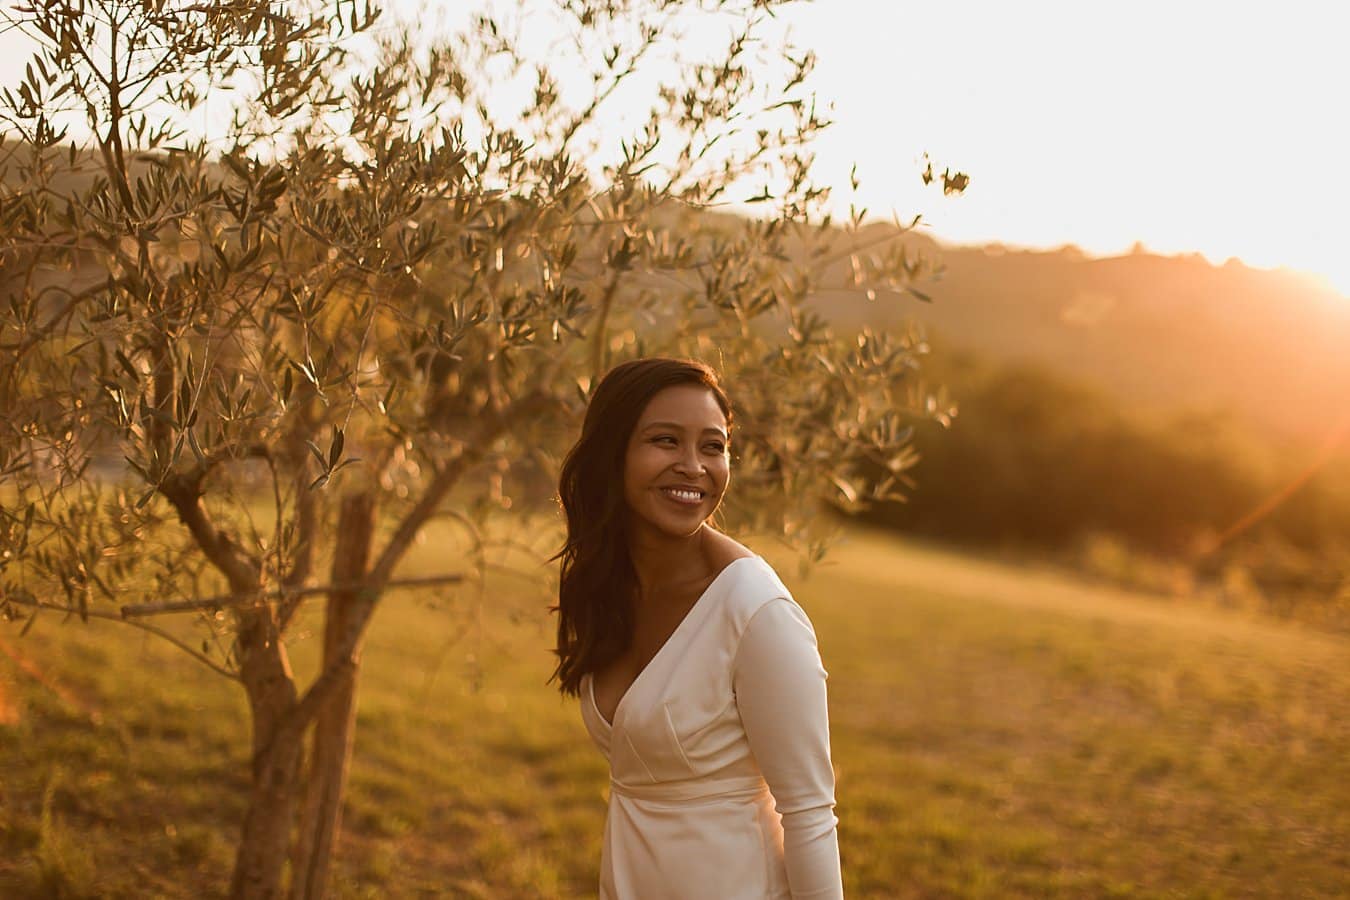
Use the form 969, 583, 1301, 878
663, 488, 703, 502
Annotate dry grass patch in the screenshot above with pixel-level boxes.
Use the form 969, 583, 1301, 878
2, 524, 1347, 896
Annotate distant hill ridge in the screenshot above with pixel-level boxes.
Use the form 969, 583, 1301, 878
817, 235, 1350, 446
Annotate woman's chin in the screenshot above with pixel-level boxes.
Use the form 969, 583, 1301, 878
636, 511, 708, 540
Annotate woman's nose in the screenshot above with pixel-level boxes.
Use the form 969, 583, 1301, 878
673, 448, 705, 475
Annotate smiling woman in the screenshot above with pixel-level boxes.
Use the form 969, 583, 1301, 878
551, 357, 843, 900
622, 385, 732, 543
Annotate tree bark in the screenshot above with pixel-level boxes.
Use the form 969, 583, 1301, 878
230, 607, 303, 900
290, 492, 378, 900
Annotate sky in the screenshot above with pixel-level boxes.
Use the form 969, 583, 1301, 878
2, 0, 1347, 295
783, 0, 1350, 295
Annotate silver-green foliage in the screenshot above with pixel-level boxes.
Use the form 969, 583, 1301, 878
1, 0, 954, 626
0, 1, 957, 892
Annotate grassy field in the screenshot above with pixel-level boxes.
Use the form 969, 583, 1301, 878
1, 524, 1347, 898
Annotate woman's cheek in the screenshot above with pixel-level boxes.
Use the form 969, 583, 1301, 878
712, 460, 730, 500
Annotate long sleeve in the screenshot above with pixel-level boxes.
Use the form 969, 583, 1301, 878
733, 598, 843, 899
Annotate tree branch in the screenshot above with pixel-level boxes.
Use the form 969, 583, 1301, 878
119, 573, 466, 618
4, 596, 240, 680
367, 388, 560, 588
588, 267, 624, 384
160, 473, 259, 592
277, 463, 318, 632
0, 280, 109, 359
288, 653, 356, 737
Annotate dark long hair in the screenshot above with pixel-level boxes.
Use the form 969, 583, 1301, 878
551, 357, 732, 696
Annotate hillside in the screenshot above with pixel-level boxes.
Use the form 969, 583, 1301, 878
3, 525, 1347, 897
817, 235, 1350, 447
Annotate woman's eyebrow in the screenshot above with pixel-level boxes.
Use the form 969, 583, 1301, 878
641, 421, 728, 438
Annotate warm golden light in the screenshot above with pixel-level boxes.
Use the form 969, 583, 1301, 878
786, 0, 1350, 300
2, 1, 1346, 296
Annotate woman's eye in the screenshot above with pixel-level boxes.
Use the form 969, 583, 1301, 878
652, 436, 677, 446
705, 443, 726, 454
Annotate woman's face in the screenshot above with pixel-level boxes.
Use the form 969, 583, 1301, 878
623, 384, 730, 542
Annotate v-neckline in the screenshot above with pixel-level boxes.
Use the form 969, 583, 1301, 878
589, 556, 757, 730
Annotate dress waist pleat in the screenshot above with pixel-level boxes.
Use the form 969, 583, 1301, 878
609, 774, 768, 805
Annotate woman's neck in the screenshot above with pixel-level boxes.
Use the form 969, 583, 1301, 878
628, 524, 713, 604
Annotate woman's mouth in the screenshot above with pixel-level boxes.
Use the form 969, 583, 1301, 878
660, 487, 705, 505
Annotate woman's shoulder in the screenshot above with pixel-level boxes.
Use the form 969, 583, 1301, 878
707, 553, 798, 634
700, 526, 757, 567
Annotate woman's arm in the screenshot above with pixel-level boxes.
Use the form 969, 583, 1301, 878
733, 598, 844, 899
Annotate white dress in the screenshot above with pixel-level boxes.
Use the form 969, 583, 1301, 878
580, 556, 843, 899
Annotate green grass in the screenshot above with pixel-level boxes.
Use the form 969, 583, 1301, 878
2, 524, 1348, 897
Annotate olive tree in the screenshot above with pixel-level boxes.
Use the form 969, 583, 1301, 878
0, 0, 958, 896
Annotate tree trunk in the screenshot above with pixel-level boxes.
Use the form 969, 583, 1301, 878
231, 608, 303, 900
290, 492, 378, 900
